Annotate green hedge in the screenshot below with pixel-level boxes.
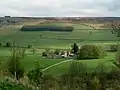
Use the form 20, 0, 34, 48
21, 25, 73, 32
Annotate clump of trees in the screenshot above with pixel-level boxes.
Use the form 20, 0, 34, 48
41, 44, 107, 60
21, 25, 74, 32
77, 45, 106, 60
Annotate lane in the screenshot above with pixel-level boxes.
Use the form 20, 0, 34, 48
42, 59, 73, 72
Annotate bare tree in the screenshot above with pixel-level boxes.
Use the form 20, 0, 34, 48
8, 44, 24, 80
111, 22, 120, 65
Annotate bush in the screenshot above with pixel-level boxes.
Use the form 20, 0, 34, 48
110, 45, 118, 52
28, 45, 32, 48
6, 42, 11, 47
77, 45, 106, 60
0, 80, 28, 90
0, 42, 2, 47
27, 61, 42, 85
42, 52, 48, 57
0, 77, 31, 90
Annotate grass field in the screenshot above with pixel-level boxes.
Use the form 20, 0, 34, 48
0, 22, 118, 49
0, 51, 116, 76
0, 22, 118, 76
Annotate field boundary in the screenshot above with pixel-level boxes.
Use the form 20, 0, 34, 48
42, 59, 73, 72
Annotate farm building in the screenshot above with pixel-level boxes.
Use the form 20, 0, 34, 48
21, 25, 73, 32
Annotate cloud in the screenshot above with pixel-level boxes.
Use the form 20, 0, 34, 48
0, 0, 120, 17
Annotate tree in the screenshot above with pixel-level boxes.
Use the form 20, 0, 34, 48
77, 45, 106, 60
7, 46, 24, 80
0, 42, 2, 47
20, 48, 26, 58
110, 44, 118, 52
54, 49, 60, 55
6, 41, 11, 47
111, 23, 120, 51
42, 52, 48, 57
0, 78, 30, 90
28, 44, 32, 49
71, 43, 79, 54
27, 60, 43, 85
32, 48, 36, 55
111, 23, 120, 65
111, 23, 120, 37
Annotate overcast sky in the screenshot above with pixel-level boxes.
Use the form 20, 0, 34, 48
0, 0, 120, 17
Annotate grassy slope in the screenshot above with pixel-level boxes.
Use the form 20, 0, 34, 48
44, 52, 116, 76
0, 22, 118, 49
0, 22, 118, 76
0, 51, 116, 76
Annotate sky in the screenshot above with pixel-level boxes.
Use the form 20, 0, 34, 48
0, 0, 120, 17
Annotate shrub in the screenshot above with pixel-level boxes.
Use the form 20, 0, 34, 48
77, 45, 106, 60
27, 61, 42, 84
110, 45, 118, 52
0, 42, 2, 47
6, 42, 11, 47
0, 80, 28, 90
0, 77, 31, 90
90, 76, 101, 90
28, 44, 32, 48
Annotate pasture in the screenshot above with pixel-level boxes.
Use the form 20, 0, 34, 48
0, 22, 118, 76
0, 22, 118, 49
0, 49, 116, 76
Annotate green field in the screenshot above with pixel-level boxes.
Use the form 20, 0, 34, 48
0, 22, 118, 49
0, 51, 116, 76
0, 22, 118, 76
